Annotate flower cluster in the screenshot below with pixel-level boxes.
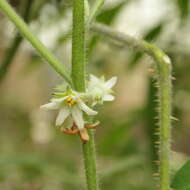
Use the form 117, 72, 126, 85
41, 75, 117, 142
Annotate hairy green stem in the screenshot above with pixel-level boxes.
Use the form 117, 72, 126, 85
0, 0, 72, 84
156, 52, 172, 190
92, 23, 172, 190
72, 0, 86, 90
72, 1, 99, 190
82, 130, 99, 190
0, 0, 33, 81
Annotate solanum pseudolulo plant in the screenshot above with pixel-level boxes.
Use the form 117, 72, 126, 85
41, 75, 117, 142
0, 0, 174, 190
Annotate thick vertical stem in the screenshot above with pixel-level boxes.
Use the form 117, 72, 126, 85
72, 0, 86, 91
82, 130, 99, 190
155, 54, 172, 190
72, 1, 99, 190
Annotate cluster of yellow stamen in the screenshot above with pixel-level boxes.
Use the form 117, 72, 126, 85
65, 96, 76, 105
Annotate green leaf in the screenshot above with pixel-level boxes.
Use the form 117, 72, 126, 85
99, 109, 143, 155
97, 1, 128, 25
171, 159, 190, 190
176, 0, 189, 19
89, 1, 129, 56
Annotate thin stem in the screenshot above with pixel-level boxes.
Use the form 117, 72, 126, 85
88, 0, 105, 23
0, 0, 72, 84
72, 0, 86, 90
156, 52, 172, 190
72, 1, 99, 190
0, 0, 33, 81
82, 130, 99, 190
92, 23, 172, 190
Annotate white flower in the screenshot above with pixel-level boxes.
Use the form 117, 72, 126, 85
87, 75, 117, 105
41, 90, 97, 130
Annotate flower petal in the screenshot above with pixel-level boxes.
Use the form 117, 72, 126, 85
56, 107, 70, 126
62, 116, 73, 129
103, 94, 115, 101
40, 102, 59, 110
52, 96, 68, 103
105, 76, 117, 89
78, 100, 97, 115
90, 74, 99, 83
71, 106, 84, 130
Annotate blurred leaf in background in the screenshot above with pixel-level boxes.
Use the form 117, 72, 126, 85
0, 0, 190, 189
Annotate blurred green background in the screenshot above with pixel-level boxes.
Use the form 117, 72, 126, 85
0, 0, 190, 189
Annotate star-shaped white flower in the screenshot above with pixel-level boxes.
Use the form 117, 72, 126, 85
41, 90, 97, 130
87, 75, 117, 105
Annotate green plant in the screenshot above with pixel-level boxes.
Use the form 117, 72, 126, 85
0, 0, 174, 190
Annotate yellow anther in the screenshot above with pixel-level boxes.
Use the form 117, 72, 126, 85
66, 97, 75, 105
